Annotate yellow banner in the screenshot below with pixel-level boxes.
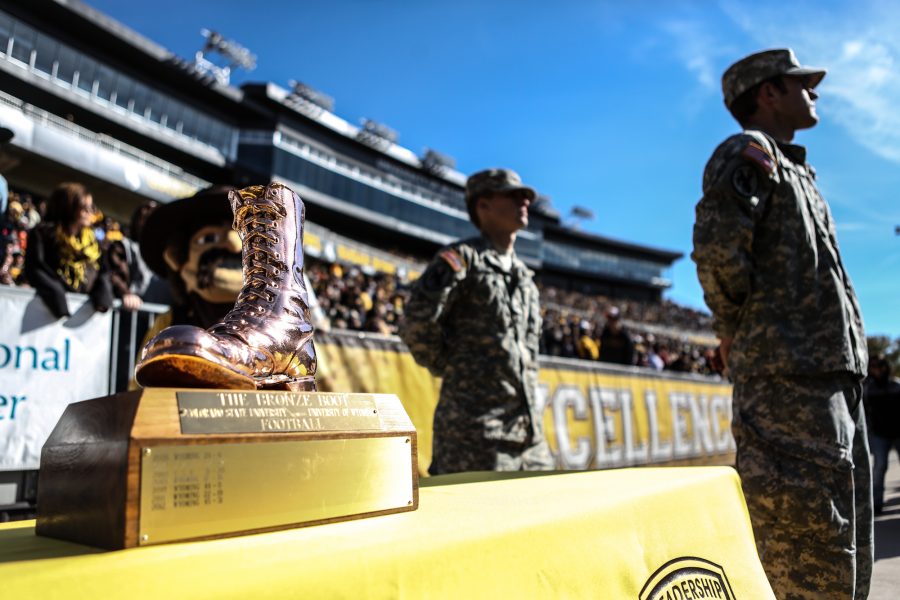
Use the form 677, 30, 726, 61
316, 331, 734, 475
0, 467, 773, 598
537, 358, 734, 470
304, 231, 323, 254
333, 243, 398, 275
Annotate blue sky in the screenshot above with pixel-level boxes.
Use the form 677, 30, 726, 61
86, 0, 900, 336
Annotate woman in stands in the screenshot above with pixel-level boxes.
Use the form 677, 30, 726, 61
24, 182, 112, 318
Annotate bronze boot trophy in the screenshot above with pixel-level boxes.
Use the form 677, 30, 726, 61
39, 182, 418, 550
135, 183, 317, 391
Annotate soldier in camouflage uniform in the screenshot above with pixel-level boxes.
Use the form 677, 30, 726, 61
692, 49, 872, 599
400, 168, 554, 475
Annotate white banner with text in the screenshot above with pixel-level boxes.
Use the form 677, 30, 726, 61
0, 287, 111, 470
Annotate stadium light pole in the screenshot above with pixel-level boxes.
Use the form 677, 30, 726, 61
421, 148, 456, 176
287, 81, 335, 113
192, 29, 257, 86
564, 205, 595, 229
357, 119, 399, 150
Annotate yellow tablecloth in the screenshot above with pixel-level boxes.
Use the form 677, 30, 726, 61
0, 468, 773, 599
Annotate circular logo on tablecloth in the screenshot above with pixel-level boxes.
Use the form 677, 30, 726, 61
639, 557, 735, 600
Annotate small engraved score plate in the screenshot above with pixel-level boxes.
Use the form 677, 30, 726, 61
139, 437, 414, 545
177, 391, 381, 434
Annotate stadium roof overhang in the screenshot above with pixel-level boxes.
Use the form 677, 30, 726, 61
543, 222, 683, 265
539, 260, 673, 290
241, 82, 469, 190
272, 174, 457, 249
0, 92, 208, 214
7, 0, 245, 109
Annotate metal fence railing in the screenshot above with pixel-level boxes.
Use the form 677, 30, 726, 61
107, 300, 170, 393
0, 88, 211, 190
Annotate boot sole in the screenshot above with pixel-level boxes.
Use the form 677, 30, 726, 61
263, 376, 317, 392
136, 354, 256, 390
136, 355, 318, 392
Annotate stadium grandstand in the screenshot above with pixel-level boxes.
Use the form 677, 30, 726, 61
0, 0, 685, 299
0, 0, 725, 519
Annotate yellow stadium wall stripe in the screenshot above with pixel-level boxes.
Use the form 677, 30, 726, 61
316, 331, 733, 475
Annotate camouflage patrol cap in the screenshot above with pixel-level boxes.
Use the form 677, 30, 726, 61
722, 48, 826, 108
465, 168, 536, 203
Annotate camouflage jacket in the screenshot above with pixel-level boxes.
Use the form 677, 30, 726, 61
399, 235, 543, 443
692, 129, 867, 377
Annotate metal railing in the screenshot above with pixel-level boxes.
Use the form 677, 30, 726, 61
108, 300, 170, 392
0, 88, 210, 190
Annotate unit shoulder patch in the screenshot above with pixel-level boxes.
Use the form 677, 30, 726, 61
731, 163, 760, 198
740, 140, 776, 175
439, 249, 466, 272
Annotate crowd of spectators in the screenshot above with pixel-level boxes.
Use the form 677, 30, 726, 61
539, 284, 722, 375
0, 183, 153, 316
541, 285, 714, 333
304, 254, 722, 376
306, 259, 407, 336
540, 305, 722, 376
2, 183, 721, 376
0, 191, 41, 286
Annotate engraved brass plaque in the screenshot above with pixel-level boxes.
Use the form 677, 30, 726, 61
176, 391, 381, 434
138, 436, 414, 545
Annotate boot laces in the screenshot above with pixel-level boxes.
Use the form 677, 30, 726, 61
223, 196, 288, 325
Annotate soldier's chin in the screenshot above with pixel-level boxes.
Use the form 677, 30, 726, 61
798, 110, 819, 129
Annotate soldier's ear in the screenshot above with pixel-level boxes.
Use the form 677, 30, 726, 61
163, 243, 183, 272
476, 195, 493, 218
757, 81, 782, 110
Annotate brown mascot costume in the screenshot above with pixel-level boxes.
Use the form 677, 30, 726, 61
138, 186, 244, 335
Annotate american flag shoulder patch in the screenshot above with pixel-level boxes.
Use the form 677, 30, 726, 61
439, 249, 465, 272
741, 141, 776, 175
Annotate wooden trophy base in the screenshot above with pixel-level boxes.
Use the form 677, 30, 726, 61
36, 388, 418, 549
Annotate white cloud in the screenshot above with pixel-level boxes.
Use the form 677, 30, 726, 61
843, 41, 864, 59
657, 13, 742, 117
660, 19, 720, 90
820, 42, 900, 161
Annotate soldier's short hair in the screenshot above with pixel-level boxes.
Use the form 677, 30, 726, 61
728, 75, 788, 127
467, 194, 483, 229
